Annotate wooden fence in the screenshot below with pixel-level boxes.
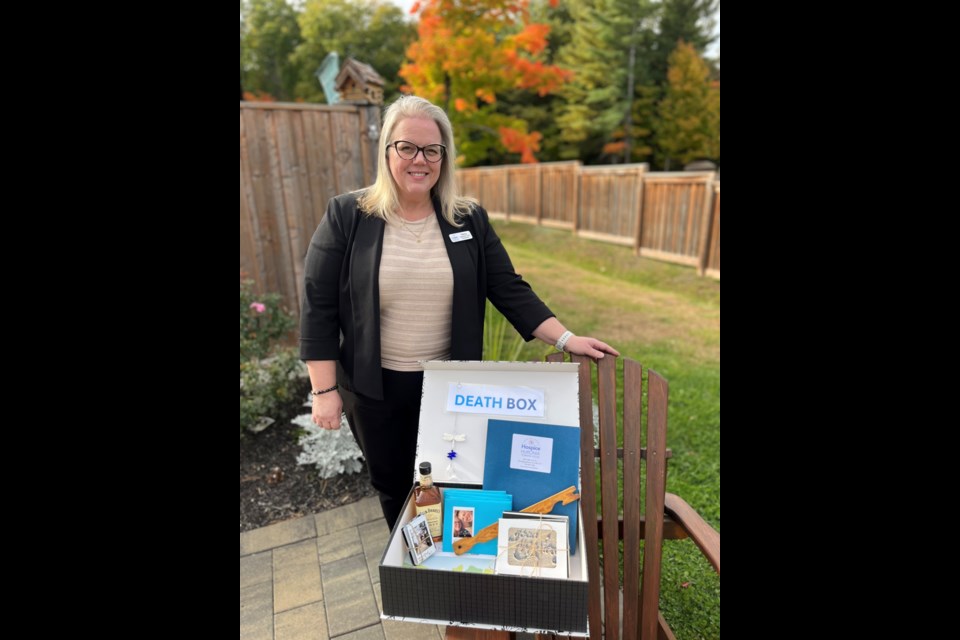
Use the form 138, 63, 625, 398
241, 109, 720, 322
457, 161, 720, 278
240, 101, 379, 315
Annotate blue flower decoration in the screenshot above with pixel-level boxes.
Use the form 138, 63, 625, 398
447, 449, 458, 460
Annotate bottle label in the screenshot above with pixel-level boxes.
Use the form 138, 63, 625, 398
417, 503, 443, 540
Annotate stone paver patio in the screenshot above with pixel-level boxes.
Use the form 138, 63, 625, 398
240, 496, 445, 640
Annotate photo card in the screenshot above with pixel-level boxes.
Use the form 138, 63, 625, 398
401, 514, 438, 565
452, 506, 476, 541
495, 516, 569, 579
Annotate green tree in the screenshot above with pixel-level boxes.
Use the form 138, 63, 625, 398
655, 41, 720, 169
550, 0, 718, 165
292, 0, 415, 103
240, 0, 303, 101
554, 0, 656, 163
648, 0, 718, 88
603, 83, 657, 163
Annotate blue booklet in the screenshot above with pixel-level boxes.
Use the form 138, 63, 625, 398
482, 419, 580, 552
441, 489, 513, 554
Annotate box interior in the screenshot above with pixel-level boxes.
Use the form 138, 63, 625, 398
382, 487, 588, 583
415, 360, 581, 486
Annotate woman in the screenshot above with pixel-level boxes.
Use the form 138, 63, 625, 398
300, 96, 618, 529
454, 509, 473, 538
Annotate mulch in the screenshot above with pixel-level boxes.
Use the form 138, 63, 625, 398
240, 417, 379, 532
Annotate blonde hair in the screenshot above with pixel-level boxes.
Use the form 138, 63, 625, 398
358, 95, 476, 227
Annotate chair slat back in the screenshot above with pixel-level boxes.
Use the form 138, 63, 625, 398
596, 355, 620, 640
621, 359, 643, 640
544, 355, 668, 640
638, 369, 668, 640
548, 352, 603, 640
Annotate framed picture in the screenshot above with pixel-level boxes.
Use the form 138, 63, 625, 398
495, 517, 569, 579
402, 514, 437, 565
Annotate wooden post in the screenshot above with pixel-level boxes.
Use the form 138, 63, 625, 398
535, 163, 543, 224
503, 169, 510, 222
696, 175, 716, 277
633, 166, 646, 256
573, 162, 581, 234
357, 104, 380, 186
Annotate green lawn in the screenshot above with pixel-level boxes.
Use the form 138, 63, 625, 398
492, 220, 720, 640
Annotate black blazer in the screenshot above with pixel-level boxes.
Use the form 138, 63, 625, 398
299, 192, 554, 400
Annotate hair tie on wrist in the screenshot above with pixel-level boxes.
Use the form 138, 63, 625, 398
311, 384, 339, 396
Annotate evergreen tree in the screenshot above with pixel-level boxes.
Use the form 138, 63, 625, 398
603, 83, 657, 163
555, 0, 656, 163
648, 0, 718, 88
655, 41, 720, 169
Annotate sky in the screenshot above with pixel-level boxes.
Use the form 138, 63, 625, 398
387, 0, 720, 59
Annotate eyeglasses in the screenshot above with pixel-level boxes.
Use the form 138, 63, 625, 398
388, 140, 446, 163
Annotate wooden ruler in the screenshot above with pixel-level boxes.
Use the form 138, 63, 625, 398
452, 485, 580, 555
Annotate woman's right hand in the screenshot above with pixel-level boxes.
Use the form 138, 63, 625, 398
312, 391, 344, 430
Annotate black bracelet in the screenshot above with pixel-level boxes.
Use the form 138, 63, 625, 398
311, 384, 339, 396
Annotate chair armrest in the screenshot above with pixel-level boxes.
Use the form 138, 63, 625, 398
664, 492, 720, 575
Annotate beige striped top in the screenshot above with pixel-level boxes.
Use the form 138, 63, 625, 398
379, 214, 454, 371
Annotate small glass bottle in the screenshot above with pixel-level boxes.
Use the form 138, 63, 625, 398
414, 462, 443, 543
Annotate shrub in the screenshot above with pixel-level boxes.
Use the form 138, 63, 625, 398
240, 278, 296, 366
293, 408, 365, 479
240, 349, 309, 434
239, 276, 305, 434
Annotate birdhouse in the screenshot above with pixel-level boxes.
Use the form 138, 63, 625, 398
334, 58, 385, 105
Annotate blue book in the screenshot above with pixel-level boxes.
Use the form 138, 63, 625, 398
482, 419, 580, 552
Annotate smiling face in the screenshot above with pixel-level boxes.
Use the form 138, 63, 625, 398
387, 117, 443, 206
456, 509, 473, 531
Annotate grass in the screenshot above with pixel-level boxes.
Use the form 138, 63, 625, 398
492, 221, 720, 640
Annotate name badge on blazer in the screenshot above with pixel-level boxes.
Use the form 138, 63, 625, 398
449, 231, 473, 243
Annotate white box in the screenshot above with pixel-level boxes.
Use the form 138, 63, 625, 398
378, 361, 590, 636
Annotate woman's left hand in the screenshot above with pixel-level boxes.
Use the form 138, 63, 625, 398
565, 336, 620, 359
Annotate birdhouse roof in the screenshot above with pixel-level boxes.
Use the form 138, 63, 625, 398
334, 58, 385, 90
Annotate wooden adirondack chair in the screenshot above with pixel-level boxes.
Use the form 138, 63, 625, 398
545, 353, 720, 640
446, 355, 719, 640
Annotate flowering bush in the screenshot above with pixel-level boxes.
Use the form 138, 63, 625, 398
240, 278, 296, 366
240, 276, 306, 434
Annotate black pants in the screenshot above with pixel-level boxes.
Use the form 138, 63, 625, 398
340, 368, 423, 531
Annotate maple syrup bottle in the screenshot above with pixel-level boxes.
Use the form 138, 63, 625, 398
414, 462, 443, 543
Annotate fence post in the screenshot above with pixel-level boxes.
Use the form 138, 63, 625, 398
535, 163, 543, 225
503, 169, 510, 222
357, 105, 380, 186
573, 162, 581, 234
697, 175, 717, 276
633, 167, 646, 256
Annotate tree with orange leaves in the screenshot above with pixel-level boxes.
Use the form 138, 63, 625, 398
400, 0, 569, 165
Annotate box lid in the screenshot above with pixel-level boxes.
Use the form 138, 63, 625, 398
415, 360, 580, 486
